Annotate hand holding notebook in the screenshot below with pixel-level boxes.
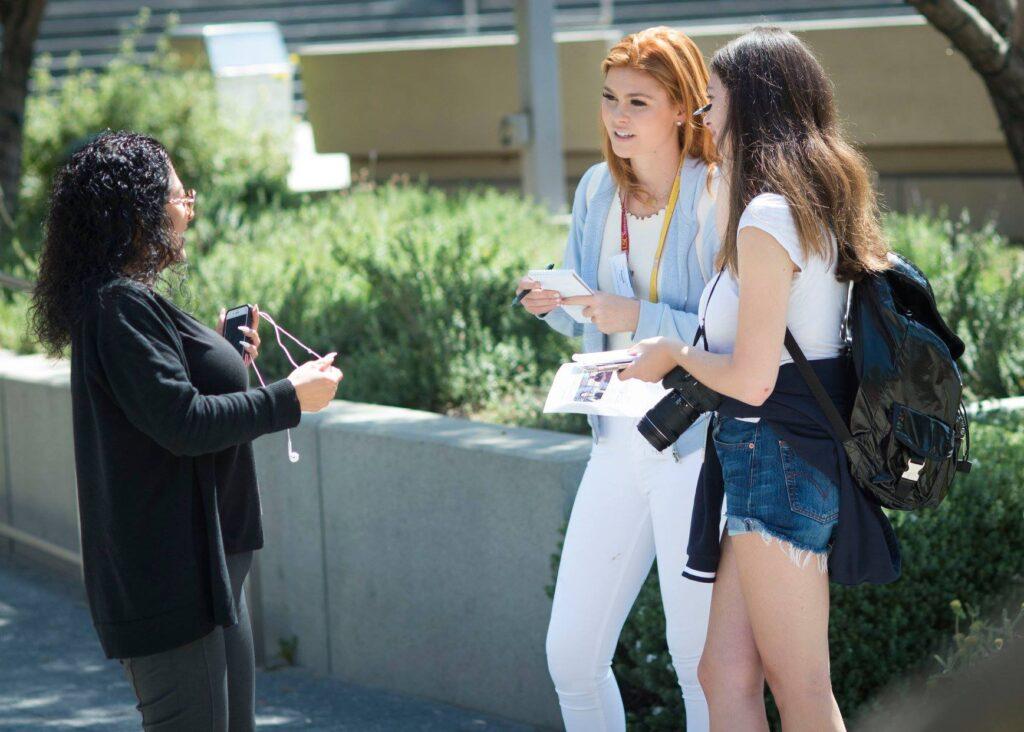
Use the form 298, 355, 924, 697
525, 269, 594, 324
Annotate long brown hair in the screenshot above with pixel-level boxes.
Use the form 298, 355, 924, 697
711, 27, 888, 280
600, 26, 717, 203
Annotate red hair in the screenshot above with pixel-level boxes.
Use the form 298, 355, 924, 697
601, 26, 717, 202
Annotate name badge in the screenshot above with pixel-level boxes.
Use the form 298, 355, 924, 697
610, 253, 636, 298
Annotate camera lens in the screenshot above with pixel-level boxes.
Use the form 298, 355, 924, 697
638, 391, 702, 452
637, 368, 722, 451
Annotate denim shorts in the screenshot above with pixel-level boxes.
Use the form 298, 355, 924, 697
713, 416, 838, 566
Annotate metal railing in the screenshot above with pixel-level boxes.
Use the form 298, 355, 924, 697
0, 521, 83, 569
0, 272, 32, 292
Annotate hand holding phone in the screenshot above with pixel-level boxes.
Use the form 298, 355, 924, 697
219, 304, 261, 364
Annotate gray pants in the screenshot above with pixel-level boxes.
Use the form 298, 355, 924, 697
121, 552, 255, 732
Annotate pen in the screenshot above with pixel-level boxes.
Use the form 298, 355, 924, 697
511, 263, 555, 307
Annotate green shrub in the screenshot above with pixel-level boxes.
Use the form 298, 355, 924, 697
174, 183, 582, 428
930, 595, 1024, 684
0, 291, 33, 353
887, 213, 1024, 400
607, 411, 1024, 730
7, 11, 289, 270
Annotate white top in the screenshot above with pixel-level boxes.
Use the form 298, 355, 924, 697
595, 174, 719, 351
598, 193, 665, 351
697, 193, 848, 365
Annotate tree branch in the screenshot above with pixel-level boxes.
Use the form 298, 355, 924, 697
0, 0, 46, 232
909, 0, 1009, 74
971, 0, 1015, 35
911, 1, 1024, 186
909, 0, 1024, 110
1013, 0, 1024, 48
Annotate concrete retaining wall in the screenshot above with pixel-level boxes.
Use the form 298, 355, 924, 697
0, 350, 589, 728
0, 354, 80, 571
11, 345, 1014, 726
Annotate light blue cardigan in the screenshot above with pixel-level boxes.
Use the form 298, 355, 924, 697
541, 157, 719, 458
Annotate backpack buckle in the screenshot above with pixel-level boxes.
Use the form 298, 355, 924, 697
901, 459, 924, 483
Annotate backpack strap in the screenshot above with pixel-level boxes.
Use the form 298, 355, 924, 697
784, 329, 855, 445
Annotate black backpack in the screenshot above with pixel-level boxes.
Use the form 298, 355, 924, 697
786, 252, 972, 510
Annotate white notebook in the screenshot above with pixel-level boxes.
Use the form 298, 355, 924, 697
528, 269, 593, 324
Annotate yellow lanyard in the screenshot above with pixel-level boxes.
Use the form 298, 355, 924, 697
648, 161, 683, 303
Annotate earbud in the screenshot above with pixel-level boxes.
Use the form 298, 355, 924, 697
248, 310, 324, 467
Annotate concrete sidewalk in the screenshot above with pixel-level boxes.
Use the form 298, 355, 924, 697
0, 554, 537, 731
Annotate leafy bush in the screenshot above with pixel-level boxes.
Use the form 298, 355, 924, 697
175, 183, 582, 428
0, 292, 32, 353
7, 10, 289, 271
609, 411, 1024, 730
930, 595, 1024, 683
888, 213, 1024, 400
3, 18, 1022, 419
0, 22, 585, 431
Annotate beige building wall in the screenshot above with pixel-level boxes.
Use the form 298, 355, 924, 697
299, 17, 1024, 236
299, 30, 616, 181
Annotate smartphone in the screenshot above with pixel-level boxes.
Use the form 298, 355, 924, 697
222, 304, 253, 359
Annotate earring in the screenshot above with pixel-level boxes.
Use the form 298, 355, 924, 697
676, 120, 683, 127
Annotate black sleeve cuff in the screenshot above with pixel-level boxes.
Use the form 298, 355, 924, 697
264, 378, 302, 430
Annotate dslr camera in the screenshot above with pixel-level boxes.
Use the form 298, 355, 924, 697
637, 367, 722, 451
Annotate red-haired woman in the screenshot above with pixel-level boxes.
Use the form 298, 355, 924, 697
517, 27, 722, 731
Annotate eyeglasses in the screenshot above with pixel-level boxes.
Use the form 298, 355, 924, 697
693, 103, 712, 118
168, 189, 197, 220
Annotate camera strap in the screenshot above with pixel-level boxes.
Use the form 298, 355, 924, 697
693, 269, 725, 351
247, 311, 326, 464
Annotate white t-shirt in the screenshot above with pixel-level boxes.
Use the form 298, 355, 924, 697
598, 193, 665, 351
697, 193, 848, 365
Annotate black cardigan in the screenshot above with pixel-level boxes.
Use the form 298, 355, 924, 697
70, 278, 301, 658
684, 358, 902, 586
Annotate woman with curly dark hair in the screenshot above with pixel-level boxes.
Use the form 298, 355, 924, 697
30, 130, 342, 731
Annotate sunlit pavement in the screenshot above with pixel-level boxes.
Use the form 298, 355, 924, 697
0, 554, 535, 731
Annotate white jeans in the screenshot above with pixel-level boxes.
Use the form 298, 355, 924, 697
546, 417, 712, 731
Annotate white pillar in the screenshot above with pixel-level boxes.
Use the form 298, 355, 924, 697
514, 0, 566, 213
462, 0, 479, 34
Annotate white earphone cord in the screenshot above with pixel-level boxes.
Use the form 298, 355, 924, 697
247, 311, 325, 464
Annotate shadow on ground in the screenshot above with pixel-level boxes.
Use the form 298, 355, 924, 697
0, 553, 536, 731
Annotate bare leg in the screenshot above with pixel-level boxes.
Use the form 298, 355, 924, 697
698, 534, 770, 732
731, 534, 844, 732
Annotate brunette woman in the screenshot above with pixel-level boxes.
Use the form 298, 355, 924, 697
622, 28, 900, 731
